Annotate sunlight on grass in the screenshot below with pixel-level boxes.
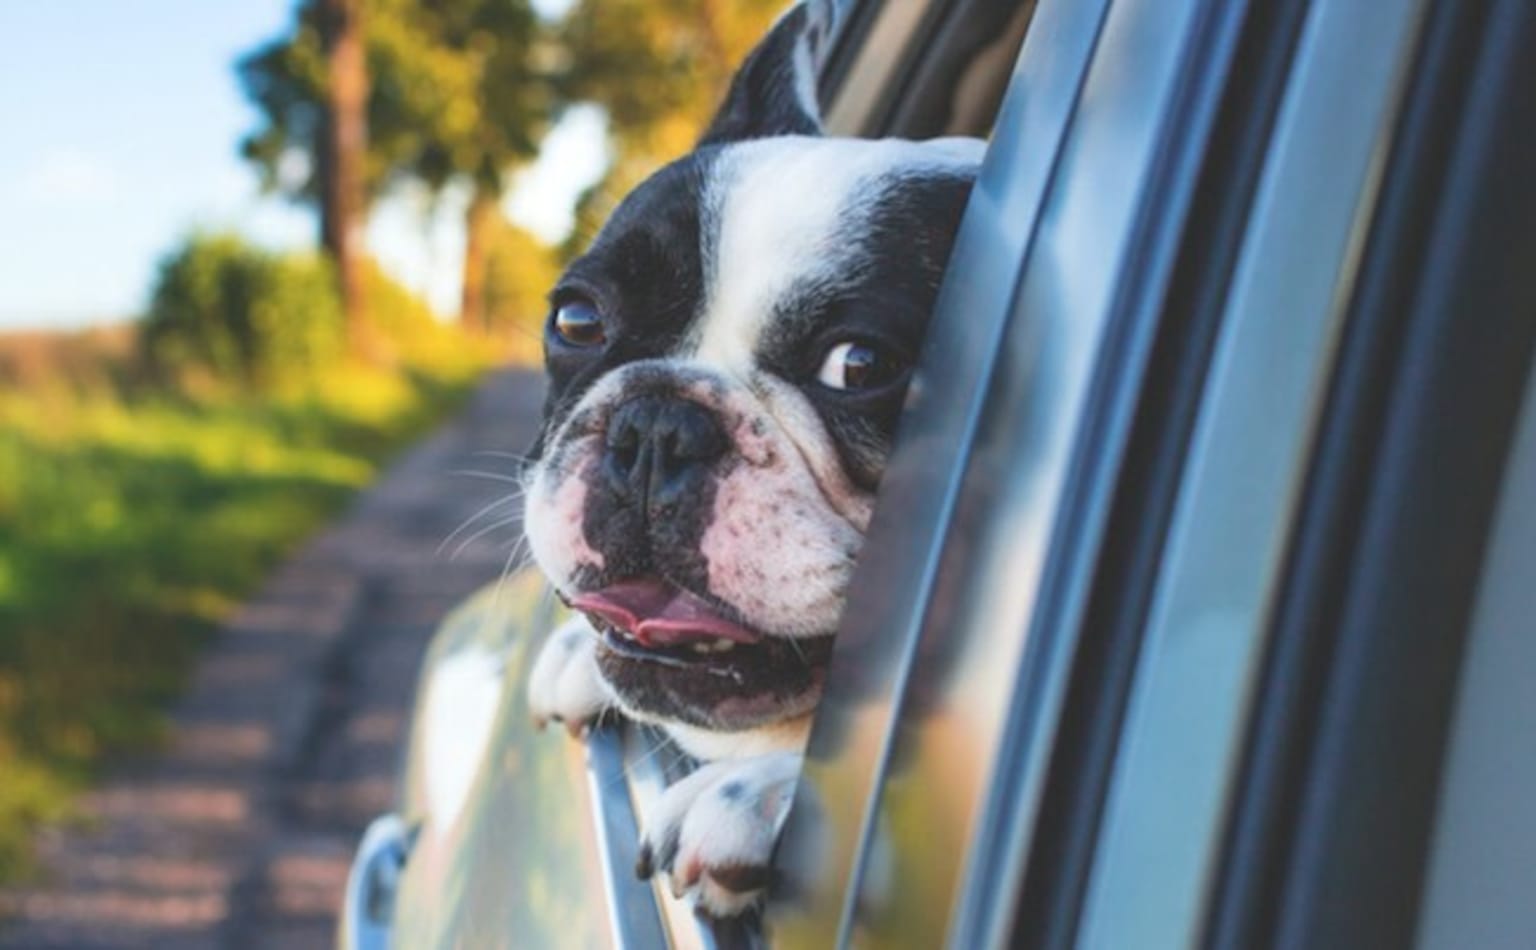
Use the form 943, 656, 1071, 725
0, 360, 487, 881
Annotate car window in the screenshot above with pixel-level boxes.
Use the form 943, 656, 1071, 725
586, 1, 1042, 944
769, 0, 1230, 941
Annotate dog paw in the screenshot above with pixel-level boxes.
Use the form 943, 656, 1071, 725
635, 752, 801, 918
528, 616, 612, 736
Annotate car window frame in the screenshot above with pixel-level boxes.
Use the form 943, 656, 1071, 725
769, 0, 1116, 940
999, 0, 1321, 942
579, 0, 1050, 944
772, 0, 1279, 942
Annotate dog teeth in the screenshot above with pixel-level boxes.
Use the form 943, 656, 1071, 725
689, 639, 737, 655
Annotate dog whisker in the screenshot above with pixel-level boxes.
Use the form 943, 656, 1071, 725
503, 536, 534, 574
655, 568, 694, 597
471, 449, 537, 470
449, 513, 524, 561
450, 469, 526, 486
490, 535, 534, 614
436, 493, 522, 556
514, 323, 545, 344
613, 730, 679, 789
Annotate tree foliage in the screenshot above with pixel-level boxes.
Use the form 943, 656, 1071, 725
557, 0, 784, 159
552, 0, 784, 255
239, 0, 553, 328
234, 0, 788, 325
240, 0, 547, 202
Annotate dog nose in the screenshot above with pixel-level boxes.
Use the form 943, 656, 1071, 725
604, 396, 727, 512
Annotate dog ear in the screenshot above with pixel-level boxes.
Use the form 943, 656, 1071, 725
698, 0, 838, 146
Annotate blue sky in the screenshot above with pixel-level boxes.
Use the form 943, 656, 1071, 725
0, 0, 603, 329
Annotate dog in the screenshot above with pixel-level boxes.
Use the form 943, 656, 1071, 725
523, 0, 982, 918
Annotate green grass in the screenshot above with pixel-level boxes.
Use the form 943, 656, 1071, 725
0, 360, 486, 881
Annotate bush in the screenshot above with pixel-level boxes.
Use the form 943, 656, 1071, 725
141, 233, 345, 387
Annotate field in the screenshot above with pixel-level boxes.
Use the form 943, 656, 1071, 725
0, 328, 489, 880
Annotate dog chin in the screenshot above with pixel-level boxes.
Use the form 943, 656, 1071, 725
654, 713, 819, 761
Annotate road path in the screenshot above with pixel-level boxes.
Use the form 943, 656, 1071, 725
0, 369, 545, 949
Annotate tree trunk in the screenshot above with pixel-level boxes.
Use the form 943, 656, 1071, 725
461, 188, 498, 335
319, 0, 371, 358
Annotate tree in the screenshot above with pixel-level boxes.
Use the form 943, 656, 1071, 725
239, 0, 373, 355
319, 0, 371, 353
553, 0, 783, 256
396, 0, 549, 332
239, 0, 551, 335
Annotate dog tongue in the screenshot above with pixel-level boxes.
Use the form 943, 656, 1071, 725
571, 579, 759, 648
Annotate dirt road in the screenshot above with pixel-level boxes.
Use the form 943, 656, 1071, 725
0, 369, 545, 949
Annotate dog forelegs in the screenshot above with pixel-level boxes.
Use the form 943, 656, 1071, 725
528, 615, 614, 735
635, 751, 801, 918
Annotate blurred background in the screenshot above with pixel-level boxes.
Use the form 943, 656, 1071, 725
0, 0, 781, 921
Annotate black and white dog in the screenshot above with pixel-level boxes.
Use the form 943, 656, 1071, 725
524, 0, 981, 917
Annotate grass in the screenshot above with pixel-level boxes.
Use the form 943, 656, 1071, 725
0, 333, 492, 882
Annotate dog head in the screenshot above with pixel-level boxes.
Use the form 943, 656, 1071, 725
523, 0, 981, 753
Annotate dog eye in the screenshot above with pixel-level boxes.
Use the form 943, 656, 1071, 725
550, 298, 606, 348
816, 341, 904, 391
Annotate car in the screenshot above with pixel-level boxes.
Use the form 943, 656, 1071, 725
341, 0, 1536, 945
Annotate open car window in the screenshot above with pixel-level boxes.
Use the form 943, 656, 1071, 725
575, 0, 1045, 945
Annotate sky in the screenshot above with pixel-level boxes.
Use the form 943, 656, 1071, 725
0, 0, 604, 329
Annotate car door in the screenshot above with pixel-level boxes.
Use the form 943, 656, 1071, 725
771, 0, 1535, 948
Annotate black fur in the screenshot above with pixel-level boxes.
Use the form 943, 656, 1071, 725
534, 154, 715, 460
700, 6, 824, 145
755, 168, 976, 487
527, 0, 978, 732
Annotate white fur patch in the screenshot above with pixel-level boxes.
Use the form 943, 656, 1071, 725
522, 451, 605, 591
638, 752, 803, 916
527, 616, 613, 732
666, 717, 814, 761
692, 136, 984, 374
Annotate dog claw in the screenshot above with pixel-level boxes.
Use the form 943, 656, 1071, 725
670, 861, 698, 900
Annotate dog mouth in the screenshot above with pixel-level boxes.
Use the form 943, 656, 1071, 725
571, 579, 761, 663
571, 577, 834, 730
